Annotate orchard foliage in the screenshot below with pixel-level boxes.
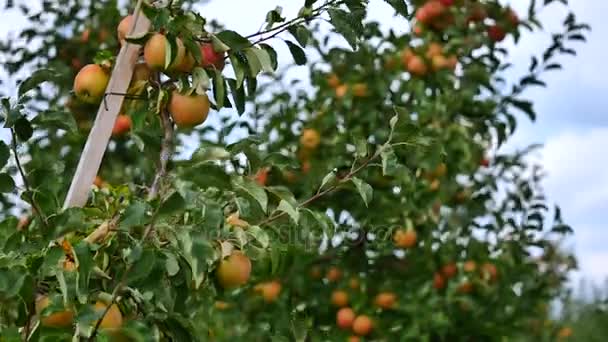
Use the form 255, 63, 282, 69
0, 0, 589, 341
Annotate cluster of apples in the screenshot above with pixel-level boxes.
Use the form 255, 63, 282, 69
35, 295, 123, 332
414, 0, 519, 43
308, 265, 401, 340
401, 42, 458, 77
432, 260, 499, 295
72, 14, 229, 138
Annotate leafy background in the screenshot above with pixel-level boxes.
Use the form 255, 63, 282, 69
0, 0, 605, 340
3, 0, 600, 285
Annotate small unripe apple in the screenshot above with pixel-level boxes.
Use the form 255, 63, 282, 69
300, 128, 321, 150
144, 33, 186, 71
216, 251, 252, 289
168, 91, 210, 128
36, 295, 74, 328
487, 25, 507, 42
335, 84, 348, 98
93, 301, 123, 330
112, 114, 131, 136
73, 64, 110, 104
200, 43, 226, 70
254, 280, 282, 303
441, 262, 458, 279
407, 55, 428, 77
326, 73, 341, 88
117, 15, 134, 45
424, 1, 446, 19
393, 228, 417, 248
374, 292, 397, 309
431, 55, 449, 71
433, 272, 446, 290
331, 290, 349, 307
352, 83, 368, 97
425, 42, 443, 59
481, 262, 498, 282
401, 48, 415, 67
463, 260, 477, 272
326, 266, 342, 282
352, 315, 373, 336
336, 307, 355, 329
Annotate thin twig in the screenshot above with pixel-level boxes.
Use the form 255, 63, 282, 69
256, 146, 385, 227
10, 128, 49, 229
148, 108, 174, 201
246, 0, 342, 40
246, 0, 343, 46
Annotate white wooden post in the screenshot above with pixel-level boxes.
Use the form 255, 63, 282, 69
63, 3, 151, 209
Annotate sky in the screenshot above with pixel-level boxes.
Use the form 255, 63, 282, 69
1, 0, 606, 288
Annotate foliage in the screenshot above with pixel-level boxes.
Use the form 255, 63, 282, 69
0, 0, 590, 340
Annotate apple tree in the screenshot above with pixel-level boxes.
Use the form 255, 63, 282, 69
0, 0, 588, 341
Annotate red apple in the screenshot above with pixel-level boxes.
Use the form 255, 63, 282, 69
200, 43, 226, 70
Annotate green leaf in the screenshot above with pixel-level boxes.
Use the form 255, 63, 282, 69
14, 117, 33, 141
0, 266, 27, 299
243, 48, 262, 77
216, 30, 252, 51
351, 177, 373, 207
381, 147, 400, 176
285, 40, 307, 65
265, 6, 286, 29
227, 78, 246, 115
192, 145, 231, 163
230, 53, 247, 88
276, 200, 299, 224
177, 231, 213, 289
0, 173, 15, 193
212, 69, 226, 110
158, 191, 186, 217
0, 141, 9, 169
328, 8, 360, 49
248, 225, 270, 248
211, 34, 231, 53
127, 249, 157, 284
319, 170, 337, 190
383, 0, 409, 17
251, 47, 275, 73
259, 44, 278, 71
165, 252, 180, 277
287, 25, 311, 47
191, 67, 211, 94
32, 110, 77, 133
119, 200, 150, 229
233, 176, 268, 213
73, 242, 94, 302
509, 99, 536, 121
18, 68, 61, 97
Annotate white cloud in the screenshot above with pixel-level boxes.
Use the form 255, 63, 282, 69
542, 128, 608, 217
538, 128, 608, 283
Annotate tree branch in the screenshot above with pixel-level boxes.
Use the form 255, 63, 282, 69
10, 128, 49, 229
247, 0, 344, 45
257, 146, 385, 227
148, 107, 174, 201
